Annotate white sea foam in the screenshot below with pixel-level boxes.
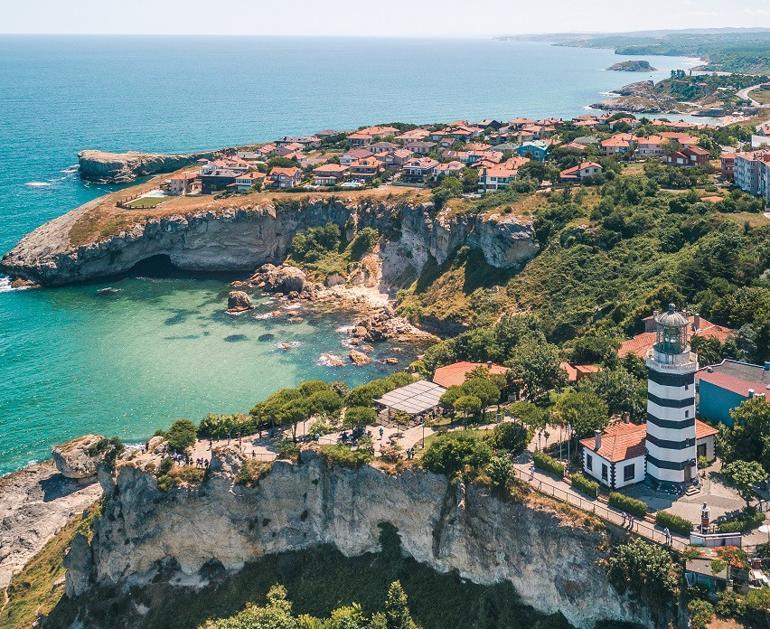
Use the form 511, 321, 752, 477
24, 181, 51, 187
61, 165, 79, 173
317, 353, 345, 367
277, 341, 302, 351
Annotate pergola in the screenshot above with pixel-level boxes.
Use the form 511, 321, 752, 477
376, 380, 447, 419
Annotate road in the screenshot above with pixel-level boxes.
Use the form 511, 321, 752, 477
737, 83, 769, 108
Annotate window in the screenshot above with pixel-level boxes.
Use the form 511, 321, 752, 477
685, 410, 689, 418
601, 464, 608, 481
586, 454, 593, 470
624, 464, 635, 482
684, 384, 689, 391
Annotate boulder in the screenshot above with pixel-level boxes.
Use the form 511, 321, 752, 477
51, 434, 105, 479
226, 291, 253, 314
349, 350, 372, 366
147, 435, 166, 454
384, 357, 400, 365
251, 264, 307, 295
325, 272, 345, 287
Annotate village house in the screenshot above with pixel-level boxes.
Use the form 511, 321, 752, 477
635, 135, 667, 158
432, 361, 508, 388
478, 164, 519, 193
403, 140, 436, 155
199, 158, 250, 194
348, 157, 381, 181
275, 142, 305, 157
402, 157, 439, 183
396, 128, 431, 142
312, 163, 348, 186
659, 131, 699, 148
720, 153, 735, 180
600, 134, 635, 156
559, 161, 602, 182
233, 171, 266, 193
275, 135, 321, 149
560, 362, 601, 383
516, 140, 549, 161
256, 143, 277, 158
697, 360, 770, 426
347, 131, 374, 147
266, 166, 302, 189
387, 148, 414, 167
340, 148, 373, 166
434, 160, 465, 179
165, 171, 199, 196
665, 145, 710, 167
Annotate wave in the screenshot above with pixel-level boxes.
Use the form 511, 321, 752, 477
317, 353, 345, 367
24, 181, 52, 187
61, 165, 79, 173
0, 276, 13, 293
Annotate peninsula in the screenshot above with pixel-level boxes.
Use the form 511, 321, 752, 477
606, 60, 656, 72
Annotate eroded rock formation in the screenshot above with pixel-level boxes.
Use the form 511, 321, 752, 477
78, 149, 221, 183
63, 454, 656, 628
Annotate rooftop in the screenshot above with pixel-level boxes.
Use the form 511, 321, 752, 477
433, 361, 508, 389
376, 380, 447, 416
698, 359, 770, 396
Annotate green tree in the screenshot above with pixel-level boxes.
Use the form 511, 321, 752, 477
492, 422, 529, 455
687, 599, 714, 629
202, 584, 299, 629
487, 455, 513, 491
506, 340, 566, 401
722, 460, 767, 508
552, 390, 609, 440
421, 432, 493, 476
383, 581, 419, 629
719, 398, 770, 472
579, 367, 646, 421
460, 377, 501, 418
164, 419, 197, 453
344, 406, 377, 429
744, 587, 770, 625
325, 603, 369, 629
607, 538, 679, 607
454, 395, 482, 424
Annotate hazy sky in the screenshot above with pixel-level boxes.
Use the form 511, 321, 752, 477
2, 0, 770, 37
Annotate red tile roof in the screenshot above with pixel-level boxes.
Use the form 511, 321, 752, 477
433, 361, 508, 388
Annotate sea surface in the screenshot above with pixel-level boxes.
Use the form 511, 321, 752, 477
0, 36, 698, 474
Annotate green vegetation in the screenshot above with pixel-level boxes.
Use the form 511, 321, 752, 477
345, 373, 414, 409
570, 472, 599, 498
318, 444, 374, 469
654, 511, 693, 536
490, 422, 529, 456
86, 436, 125, 469
721, 459, 767, 508
1, 503, 100, 629
687, 598, 714, 629
162, 419, 198, 453
607, 538, 679, 610
718, 398, 770, 473
716, 507, 765, 533
532, 451, 564, 477
607, 492, 647, 518
420, 431, 493, 477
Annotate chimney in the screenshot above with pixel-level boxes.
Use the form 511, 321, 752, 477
749, 389, 755, 399
486, 360, 492, 368
764, 361, 770, 371
694, 313, 701, 330
594, 430, 602, 450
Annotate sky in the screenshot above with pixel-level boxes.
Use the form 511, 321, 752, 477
1, 0, 770, 38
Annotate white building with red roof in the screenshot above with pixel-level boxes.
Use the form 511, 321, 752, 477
559, 162, 602, 182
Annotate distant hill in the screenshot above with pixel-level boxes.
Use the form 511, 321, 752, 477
498, 28, 770, 73
607, 60, 656, 72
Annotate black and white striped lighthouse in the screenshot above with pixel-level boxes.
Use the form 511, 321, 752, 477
645, 304, 698, 486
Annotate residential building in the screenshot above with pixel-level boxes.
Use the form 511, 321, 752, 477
600, 134, 634, 156
434, 161, 465, 179
388, 148, 414, 167
275, 142, 305, 157
636, 135, 666, 158
348, 157, 381, 181
312, 164, 348, 186
478, 164, 519, 193
560, 362, 601, 383
665, 146, 710, 167
697, 360, 770, 426
559, 162, 602, 181
165, 172, 199, 196
396, 128, 431, 142
402, 157, 439, 182
734, 150, 770, 197
266, 166, 302, 189
659, 132, 699, 148
515, 141, 549, 161
340, 148, 373, 166
720, 153, 735, 180
200, 168, 240, 194
432, 361, 508, 388
403, 140, 436, 155
233, 171, 266, 193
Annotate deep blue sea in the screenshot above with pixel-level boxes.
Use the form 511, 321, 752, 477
0, 36, 698, 474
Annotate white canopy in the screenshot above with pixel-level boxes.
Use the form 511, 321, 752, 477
376, 380, 447, 416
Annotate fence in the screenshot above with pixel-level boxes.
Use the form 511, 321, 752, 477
512, 466, 687, 551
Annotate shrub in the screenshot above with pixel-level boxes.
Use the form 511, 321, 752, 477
717, 508, 765, 533
688, 599, 714, 629
608, 492, 648, 518
86, 436, 125, 469
492, 422, 529, 456
236, 459, 271, 486
607, 538, 679, 606
571, 472, 599, 498
319, 444, 373, 469
487, 455, 513, 490
349, 227, 379, 260
715, 590, 742, 618
169, 465, 205, 484
655, 510, 693, 536
421, 432, 493, 477
743, 587, 770, 625
344, 406, 377, 429
532, 450, 564, 476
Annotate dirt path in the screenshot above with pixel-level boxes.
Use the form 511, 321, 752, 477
0, 461, 102, 591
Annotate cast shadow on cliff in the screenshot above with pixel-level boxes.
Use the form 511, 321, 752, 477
39, 473, 95, 503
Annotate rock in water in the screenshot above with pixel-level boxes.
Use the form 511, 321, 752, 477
349, 350, 372, 366
51, 434, 105, 479
226, 291, 253, 314
249, 264, 307, 295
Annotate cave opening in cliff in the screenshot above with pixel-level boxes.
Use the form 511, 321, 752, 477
126, 255, 237, 282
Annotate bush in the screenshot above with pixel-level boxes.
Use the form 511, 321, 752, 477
607, 538, 679, 606
236, 459, 272, 486
349, 227, 379, 260
608, 492, 648, 518
688, 599, 714, 629
86, 436, 125, 469
655, 510, 693, 536
715, 590, 742, 618
492, 422, 529, 456
319, 444, 373, 469
571, 472, 599, 498
421, 432, 493, 477
743, 587, 770, 625
487, 455, 513, 490
533, 450, 564, 476
717, 508, 765, 533
344, 406, 378, 429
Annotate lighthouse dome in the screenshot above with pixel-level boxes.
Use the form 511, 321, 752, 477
656, 303, 688, 328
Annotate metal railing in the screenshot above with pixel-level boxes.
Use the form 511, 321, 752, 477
512, 467, 687, 551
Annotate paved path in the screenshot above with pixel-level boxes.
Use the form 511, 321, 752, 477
737, 83, 770, 108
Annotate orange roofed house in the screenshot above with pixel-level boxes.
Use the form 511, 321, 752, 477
559, 162, 602, 182
581, 420, 718, 489
266, 166, 302, 189
432, 361, 509, 389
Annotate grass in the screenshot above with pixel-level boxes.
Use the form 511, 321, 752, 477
749, 87, 770, 105
718, 211, 770, 229
0, 503, 100, 629
49, 525, 569, 629
123, 196, 166, 209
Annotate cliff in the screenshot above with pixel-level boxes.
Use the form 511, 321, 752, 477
61, 453, 656, 629
78, 149, 223, 183
0, 192, 538, 288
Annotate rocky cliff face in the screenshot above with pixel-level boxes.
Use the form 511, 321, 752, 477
64, 454, 655, 628
1, 198, 538, 288
78, 149, 222, 183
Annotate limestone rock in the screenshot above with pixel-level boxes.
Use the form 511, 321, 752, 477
64, 533, 93, 598
226, 290, 253, 314
78, 149, 221, 184
51, 434, 104, 479
349, 350, 372, 366
147, 436, 166, 455
384, 357, 400, 365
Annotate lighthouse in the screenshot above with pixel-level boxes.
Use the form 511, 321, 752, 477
645, 304, 698, 487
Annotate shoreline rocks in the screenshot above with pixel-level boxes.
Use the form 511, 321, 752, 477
225, 290, 254, 314
78, 149, 222, 184
607, 60, 656, 72
51, 434, 105, 479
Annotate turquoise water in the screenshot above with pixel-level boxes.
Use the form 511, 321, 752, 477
0, 36, 697, 474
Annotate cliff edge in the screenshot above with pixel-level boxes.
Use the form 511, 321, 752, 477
78, 149, 223, 183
